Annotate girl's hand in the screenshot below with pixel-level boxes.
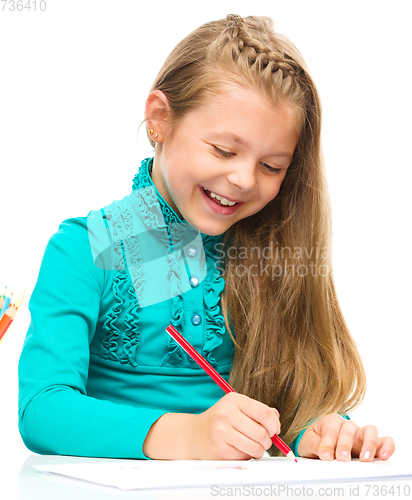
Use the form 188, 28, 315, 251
190, 392, 281, 460
298, 413, 395, 461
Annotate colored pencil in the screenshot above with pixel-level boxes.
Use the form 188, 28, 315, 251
0, 290, 26, 346
166, 324, 297, 462
0, 289, 11, 320
0, 286, 7, 310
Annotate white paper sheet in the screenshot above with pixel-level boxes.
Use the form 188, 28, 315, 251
33, 457, 412, 491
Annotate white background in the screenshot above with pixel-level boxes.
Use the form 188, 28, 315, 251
0, 0, 411, 495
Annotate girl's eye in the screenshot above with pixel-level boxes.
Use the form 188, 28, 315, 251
213, 146, 234, 158
213, 146, 283, 175
261, 164, 283, 175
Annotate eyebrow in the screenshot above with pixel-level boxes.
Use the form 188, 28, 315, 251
208, 132, 294, 159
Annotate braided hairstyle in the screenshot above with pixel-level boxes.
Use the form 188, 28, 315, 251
207, 14, 302, 90
147, 15, 367, 456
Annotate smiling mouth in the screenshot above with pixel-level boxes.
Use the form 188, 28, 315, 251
202, 188, 239, 206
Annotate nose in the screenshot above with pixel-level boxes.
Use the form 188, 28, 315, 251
226, 161, 257, 192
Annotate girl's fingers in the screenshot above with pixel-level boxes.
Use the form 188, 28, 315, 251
270, 408, 281, 432
299, 414, 396, 463
335, 421, 359, 461
224, 408, 274, 458
356, 425, 379, 462
376, 436, 396, 461
316, 414, 345, 460
217, 395, 280, 456
271, 407, 280, 419
225, 427, 267, 459
235, 394, 281, 439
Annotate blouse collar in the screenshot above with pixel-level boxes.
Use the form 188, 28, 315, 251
131, 156, 186, 226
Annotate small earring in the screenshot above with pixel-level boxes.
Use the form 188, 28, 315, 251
149, 129, 158, 139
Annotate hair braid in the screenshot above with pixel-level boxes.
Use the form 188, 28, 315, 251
208, 14, 299, 81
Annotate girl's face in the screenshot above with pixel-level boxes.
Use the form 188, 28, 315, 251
149, 86, 299, 236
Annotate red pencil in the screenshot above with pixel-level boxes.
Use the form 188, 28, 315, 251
166, 324, 297, 462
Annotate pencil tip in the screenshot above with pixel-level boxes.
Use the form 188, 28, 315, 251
286, 450, 297, 462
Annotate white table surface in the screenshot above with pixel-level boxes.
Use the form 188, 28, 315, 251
2, 447, 411, 500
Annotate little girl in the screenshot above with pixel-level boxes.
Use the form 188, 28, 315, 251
18, 14, 395, 462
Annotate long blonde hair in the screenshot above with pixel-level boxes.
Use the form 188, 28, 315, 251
148, 14, 366, 454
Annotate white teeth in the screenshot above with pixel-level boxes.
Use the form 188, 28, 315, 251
203, 188, 237, 206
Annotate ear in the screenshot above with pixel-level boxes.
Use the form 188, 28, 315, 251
145, 90, 172, 143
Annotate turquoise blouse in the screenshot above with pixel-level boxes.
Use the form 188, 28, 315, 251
18, 156, 308, 460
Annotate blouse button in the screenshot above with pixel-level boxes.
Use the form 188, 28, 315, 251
186, 245, 197, 258
189, 276, 199, 288
191, 313, 202, 326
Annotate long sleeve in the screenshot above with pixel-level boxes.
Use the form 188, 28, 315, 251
18, 217, 169, 459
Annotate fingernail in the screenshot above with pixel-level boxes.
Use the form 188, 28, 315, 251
323, 452, 333, 460
340, 450, 348, 458
382, 451, 389, 460
363, 451, 371, 460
